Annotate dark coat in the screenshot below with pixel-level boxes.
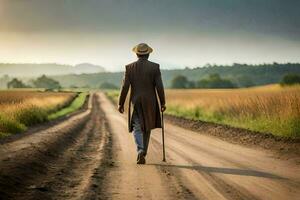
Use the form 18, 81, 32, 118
118, 57, 166, 133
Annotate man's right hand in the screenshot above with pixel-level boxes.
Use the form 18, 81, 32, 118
161, 105, 166, 112
118, 105, 124, 113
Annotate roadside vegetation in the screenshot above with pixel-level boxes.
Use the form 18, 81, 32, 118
105, 89, 132, 111
166, 85, 300, 138
105, 90, 119, 103
0, 90, 87, 137
105, 84, 300, 138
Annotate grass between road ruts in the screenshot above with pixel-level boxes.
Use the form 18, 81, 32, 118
0, 91, 88, 138
48, 92, 88, 120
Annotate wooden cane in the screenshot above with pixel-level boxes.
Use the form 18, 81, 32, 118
162, 111, 166, 162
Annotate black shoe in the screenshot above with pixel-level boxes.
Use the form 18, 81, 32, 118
137, 152, 146, 164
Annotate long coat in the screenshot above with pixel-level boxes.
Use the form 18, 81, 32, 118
118, 57, 166, 133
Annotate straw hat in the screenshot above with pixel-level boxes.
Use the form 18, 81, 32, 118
132, 43, 153, 55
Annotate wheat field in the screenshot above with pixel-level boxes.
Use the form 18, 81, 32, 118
105, 85, 300, 137
0, 90, 76, 136
166, 84, 300, 137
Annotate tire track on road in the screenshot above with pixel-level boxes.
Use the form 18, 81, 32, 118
0, 93, 112, 200
98, 92, 190, 200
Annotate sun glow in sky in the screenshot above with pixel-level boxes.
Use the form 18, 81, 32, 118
0, 0, 300, 71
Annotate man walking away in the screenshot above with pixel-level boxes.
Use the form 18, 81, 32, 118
118, 43, 166, 164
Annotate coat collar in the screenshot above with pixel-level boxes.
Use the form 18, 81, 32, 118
138, 57, 148, 61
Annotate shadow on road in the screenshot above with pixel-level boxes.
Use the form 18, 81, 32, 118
148, 163, 285, 179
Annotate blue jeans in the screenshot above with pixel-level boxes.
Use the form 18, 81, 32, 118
132, 110, 151, 156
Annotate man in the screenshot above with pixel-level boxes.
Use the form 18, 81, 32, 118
118, 43, 166, 164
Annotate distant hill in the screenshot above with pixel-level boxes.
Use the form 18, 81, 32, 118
49, 63, 300, 88
73, 63, 105, 74
0, 63, 105, 77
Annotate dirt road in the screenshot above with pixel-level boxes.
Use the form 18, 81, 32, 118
0, 92, 299, 200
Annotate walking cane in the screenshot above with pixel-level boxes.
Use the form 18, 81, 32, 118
161, 111, 166, 162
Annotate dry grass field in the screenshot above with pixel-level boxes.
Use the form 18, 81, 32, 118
106, 84, 300, 137
166, 84, 300, 138
0, 90, 76, 136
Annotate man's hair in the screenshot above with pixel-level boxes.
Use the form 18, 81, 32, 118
137, 54, 149, 59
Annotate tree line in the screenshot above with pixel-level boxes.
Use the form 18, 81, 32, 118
2, 63, 300, 89
5, 73, 300, 90
47, 62, 300, 88
171, 73, 237, 89
171, 73, 300, 89
7, 75, 61, 90
5, 75, 119, 90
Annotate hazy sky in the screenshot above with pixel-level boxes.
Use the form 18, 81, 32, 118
0, 0, 300, 71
